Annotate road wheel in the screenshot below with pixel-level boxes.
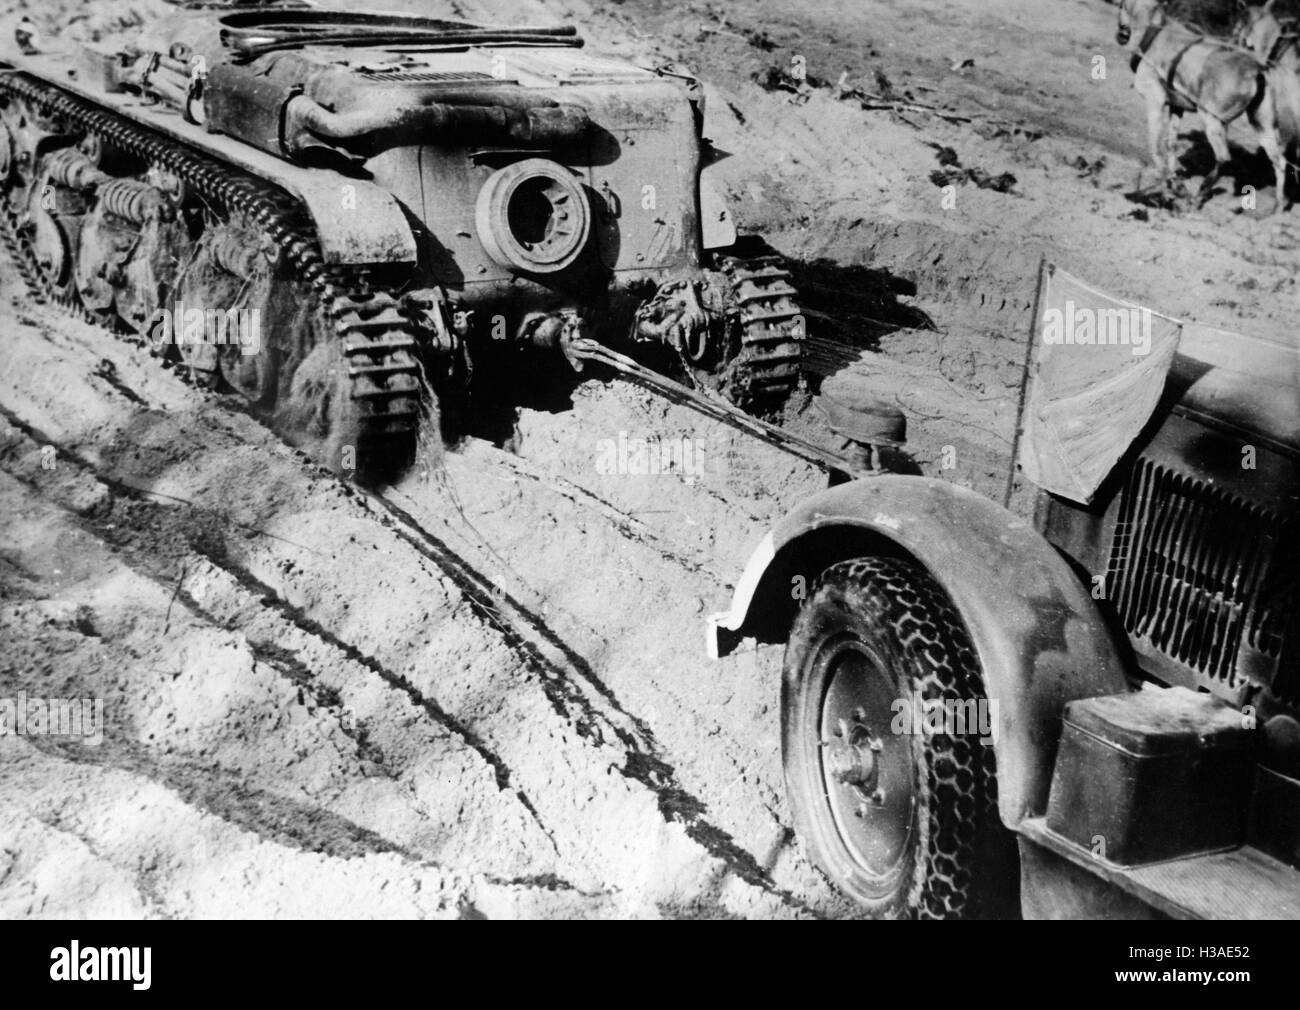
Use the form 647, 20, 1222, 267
782, 556, 1006, 918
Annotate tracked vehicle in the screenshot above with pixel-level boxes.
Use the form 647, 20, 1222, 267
0, 1, 804, 475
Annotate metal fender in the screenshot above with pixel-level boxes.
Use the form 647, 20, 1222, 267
707, 475, 1129, 829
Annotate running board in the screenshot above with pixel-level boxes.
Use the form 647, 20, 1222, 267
1019, 816, 1300, 919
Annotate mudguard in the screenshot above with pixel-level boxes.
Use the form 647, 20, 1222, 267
707, 475, 1130, 829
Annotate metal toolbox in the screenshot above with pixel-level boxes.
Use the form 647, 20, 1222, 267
1046, 686, 1257, 866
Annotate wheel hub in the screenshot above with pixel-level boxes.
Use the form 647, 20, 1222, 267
824, 714, 883, 797
818, 643, 915, 879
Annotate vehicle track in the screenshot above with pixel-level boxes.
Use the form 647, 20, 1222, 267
359, 488, 832, 907
0, 410, 565, 880
0, 299, 835, 914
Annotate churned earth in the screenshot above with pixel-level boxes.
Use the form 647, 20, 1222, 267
1, 0, 1296, 917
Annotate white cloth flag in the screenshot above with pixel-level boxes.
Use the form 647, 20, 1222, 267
1018, 265, 1182, 504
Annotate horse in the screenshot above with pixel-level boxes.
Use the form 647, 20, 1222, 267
1233, 0, 1297, 62
1234, 0, 1300, 191
1117, 0, 1290, 212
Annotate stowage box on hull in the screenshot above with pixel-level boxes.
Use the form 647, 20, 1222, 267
1046, 686, 1256, 866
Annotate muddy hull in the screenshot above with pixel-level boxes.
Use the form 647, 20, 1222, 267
0, 4, 806, 477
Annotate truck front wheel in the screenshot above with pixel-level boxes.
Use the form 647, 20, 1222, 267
782, 556, 1007, 918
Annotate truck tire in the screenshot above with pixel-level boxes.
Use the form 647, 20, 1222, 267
782, 556, 1007, 918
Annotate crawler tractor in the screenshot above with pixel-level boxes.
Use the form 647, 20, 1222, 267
0, 1, 804, 475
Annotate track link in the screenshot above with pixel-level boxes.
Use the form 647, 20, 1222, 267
0, 180, 50, 305
717, 255, 805, 408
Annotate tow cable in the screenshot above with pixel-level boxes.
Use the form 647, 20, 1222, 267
564, 338, 875, 480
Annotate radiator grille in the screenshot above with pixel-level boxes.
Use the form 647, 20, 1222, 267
1107, 458, 1295, 698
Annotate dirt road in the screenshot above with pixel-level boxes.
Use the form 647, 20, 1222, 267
2, 0, 1295, 917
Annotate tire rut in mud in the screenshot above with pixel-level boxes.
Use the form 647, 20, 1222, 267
0, 416, 566, 881
0, 331, 820, 914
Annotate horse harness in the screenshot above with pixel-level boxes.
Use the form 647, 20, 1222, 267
1131, 23, 1201, 113
1264, 28, 1300, 65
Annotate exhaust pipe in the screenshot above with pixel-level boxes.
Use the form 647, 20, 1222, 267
203, 63, 590, 161
284, 95, 590, 158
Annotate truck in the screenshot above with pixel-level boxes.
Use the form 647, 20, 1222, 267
709, 263, 1299, 919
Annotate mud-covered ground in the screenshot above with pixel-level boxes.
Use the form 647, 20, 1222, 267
1, 0, 1296, 918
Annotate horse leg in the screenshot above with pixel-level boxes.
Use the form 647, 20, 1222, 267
1247, 80, 1291, 214
1146, 98, 1173, 189
1199, 116, 1232, 207
1258, 129, 1291, 213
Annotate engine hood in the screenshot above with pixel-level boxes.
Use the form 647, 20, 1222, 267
1174, 326, 1300, 458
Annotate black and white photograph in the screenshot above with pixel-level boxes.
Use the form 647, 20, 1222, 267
0, 0, 1294, 945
